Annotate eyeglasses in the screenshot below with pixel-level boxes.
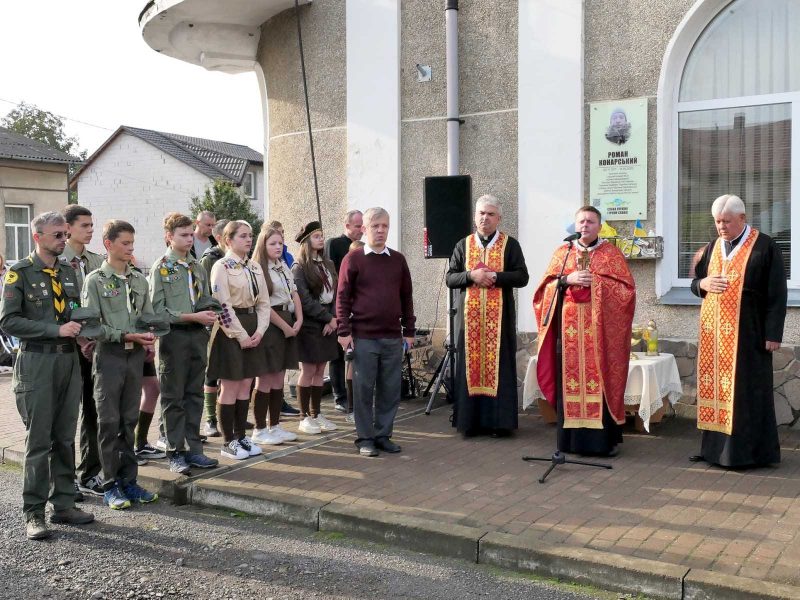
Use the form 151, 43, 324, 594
38, 231, 67, 239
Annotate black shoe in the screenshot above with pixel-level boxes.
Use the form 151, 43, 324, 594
375, 439, 401, 453
280, 401, 300, 417
358, 443, 379, 457
245, 421, 255, 430
200, 434, 208, 443
334, 402, 347, 413
74, 482, 84, 503
689, 454, 704, 463
606, 446, 620, 458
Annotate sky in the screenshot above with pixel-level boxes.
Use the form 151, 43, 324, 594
0, 1, 264, 156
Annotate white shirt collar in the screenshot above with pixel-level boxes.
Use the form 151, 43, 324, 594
364, 245, 391, 256
721, 224, 750, 261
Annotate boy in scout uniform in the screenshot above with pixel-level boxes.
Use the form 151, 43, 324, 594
83, 220, 160, 510
0, 211, 95, 540
149, 213, 219, 474
60, 205, 105, 500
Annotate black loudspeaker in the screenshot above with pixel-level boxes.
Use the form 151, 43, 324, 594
423, 175, 472, 258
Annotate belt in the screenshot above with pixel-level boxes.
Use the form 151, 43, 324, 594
233, 306, 256, 315
170, 322, 204, 331
271, 304, 291, 311
20, 341, 76, 354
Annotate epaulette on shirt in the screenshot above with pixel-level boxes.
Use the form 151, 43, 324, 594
9, 257, 33, 272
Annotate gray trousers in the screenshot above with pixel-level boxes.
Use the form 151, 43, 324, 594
77, 351, 101, 485
14, 349, 81, 520
158, 327, 208, 455
93, 343, 145, 491
352, 337, 403, 446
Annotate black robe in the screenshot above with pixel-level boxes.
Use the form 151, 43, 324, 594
691, 232, 787, 468
446, 233, 529, 435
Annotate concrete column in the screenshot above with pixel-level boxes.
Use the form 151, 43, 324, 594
346, 0, 401, 249
517, 0, 584, 332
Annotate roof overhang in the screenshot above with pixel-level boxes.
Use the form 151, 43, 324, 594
139, 0, 311, 74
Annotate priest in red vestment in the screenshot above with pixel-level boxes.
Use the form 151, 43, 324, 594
534, 206, 635, 457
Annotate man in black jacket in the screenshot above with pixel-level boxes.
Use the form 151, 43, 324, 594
324, 210, 363, 412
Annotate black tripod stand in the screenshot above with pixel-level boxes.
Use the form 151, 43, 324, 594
522, 236, 612, 483
423, 288, 456, 415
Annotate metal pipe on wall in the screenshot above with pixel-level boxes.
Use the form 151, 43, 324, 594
446, 0, 459, 176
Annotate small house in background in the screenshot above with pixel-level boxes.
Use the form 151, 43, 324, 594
70, 126, 263, 267
0, 127, 78, 264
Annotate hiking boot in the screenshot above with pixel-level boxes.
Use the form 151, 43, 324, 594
26, 515, 51, 540
104, 486, 131, 511
186, 453, 219, 468
122, 481, 158, 504
51, 507, 95, 524
221, 439, 248, 460
168, 453, 191, 475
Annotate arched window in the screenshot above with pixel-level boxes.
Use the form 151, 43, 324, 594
659, 0, 800, 299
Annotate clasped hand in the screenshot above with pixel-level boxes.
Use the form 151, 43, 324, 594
470, 267, 495, 288
566, 270, 591, 287
700, 275, 728, 294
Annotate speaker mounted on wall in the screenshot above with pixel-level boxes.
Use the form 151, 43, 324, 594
423, 175, 472, 259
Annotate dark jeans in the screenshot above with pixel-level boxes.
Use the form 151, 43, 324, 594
352, 337, 403, 447
328, 345, 346, 403
94, 343, 145, 490
77, 351, 101, 485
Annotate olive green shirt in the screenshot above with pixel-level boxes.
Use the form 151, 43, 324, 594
60, 242, 104, 291
149, 248, 211, 323
0, 252, 81, 341
82, 261, 154, 343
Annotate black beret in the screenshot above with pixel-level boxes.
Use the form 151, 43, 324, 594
295, 221, 322, 244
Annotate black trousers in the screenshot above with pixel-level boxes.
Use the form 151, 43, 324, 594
76, 351, 101, 485
328, 344, 346, 403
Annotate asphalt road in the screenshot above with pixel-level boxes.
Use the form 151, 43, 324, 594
0, 465, 620, 600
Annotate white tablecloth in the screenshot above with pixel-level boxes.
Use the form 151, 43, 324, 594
522, 352, 683, 432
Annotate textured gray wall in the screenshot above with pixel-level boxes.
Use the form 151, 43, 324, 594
400, 0, 518, 332
258, 1, 347, 244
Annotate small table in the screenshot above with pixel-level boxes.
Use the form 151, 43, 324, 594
522, 352, 683, 432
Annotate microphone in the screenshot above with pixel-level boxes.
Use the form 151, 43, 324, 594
563, 232, 581, 243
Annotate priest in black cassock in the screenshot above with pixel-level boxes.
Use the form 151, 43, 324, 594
446, 195, 529, 437
690, 194, 787, 468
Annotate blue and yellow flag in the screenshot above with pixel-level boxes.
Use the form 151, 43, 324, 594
633, 220, 648, 238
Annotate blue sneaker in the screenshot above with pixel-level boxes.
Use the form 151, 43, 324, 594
186, 453, 219, 469
168, 453, 191, 475
122, 481, 158, 504
104, 485, 131, 510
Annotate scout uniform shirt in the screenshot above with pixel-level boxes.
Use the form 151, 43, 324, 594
148, 249, 211, 322
60, 243, 104, 292
81, 261, 155, 343
267, 258, 297, 310
210, 252, 271, 342
0, 253, 81, 340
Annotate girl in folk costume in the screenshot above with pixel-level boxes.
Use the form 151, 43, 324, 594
250, 225, 303, 445
207, 221, 272, 460
291, 221, 340, 435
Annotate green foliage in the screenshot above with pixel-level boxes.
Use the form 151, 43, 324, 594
2, 101, 87, 203
190, 179, 263, 233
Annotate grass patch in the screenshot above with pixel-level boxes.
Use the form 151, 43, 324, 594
482, 565, 653, 599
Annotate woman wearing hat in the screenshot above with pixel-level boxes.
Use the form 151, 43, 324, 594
250, 224, 302, 445
292, 221, 339, 435
207, 220, 272, 460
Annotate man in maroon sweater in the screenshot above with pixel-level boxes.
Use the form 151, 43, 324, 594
337, 207, 415, 457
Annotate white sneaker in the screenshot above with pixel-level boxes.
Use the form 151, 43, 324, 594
238, 436, 263, 456
345, 413, 355, 424
298, 416, 322, 435
269, 424, 298, 442
251, 427, 284, 446
315, 414, 338, 432
155, 436, 168, 451
221, 440, 248, 460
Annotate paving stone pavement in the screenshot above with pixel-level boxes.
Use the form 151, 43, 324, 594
2, 373, 800, 594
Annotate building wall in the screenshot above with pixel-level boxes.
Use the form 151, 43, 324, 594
0, 159, 69, 262
75, 132, 211, 267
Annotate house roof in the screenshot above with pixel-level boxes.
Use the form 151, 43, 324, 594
0, 126, 80, 165
70, 125, 262, 186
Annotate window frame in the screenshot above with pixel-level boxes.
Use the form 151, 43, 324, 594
656, 0, 800, 305
242, 171, 255, 199
4, 204, 32, 264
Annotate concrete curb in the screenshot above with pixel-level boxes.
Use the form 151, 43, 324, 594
319, 502, 488, 562
683, 569, 798, 600
479, 531, 688, 600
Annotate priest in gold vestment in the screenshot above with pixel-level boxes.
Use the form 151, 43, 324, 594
690, 194, 787, 468
534, 207, 635, 457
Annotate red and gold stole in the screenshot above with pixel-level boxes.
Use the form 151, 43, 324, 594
697, 228, 758, 435
534, 241, 634, 428
464, 232, 507, 397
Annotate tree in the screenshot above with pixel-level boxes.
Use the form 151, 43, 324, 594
190, 179, 263, 233
2, 102, 87, 203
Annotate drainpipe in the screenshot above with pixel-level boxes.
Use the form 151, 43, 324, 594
446, 0, 460, 176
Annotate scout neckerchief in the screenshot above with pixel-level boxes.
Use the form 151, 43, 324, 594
270, 259, 295, 311
312, 257, 333, 293
464, 230, 507, 397
242, 258, 259, 298
697, 226, 758, 436
40, 262, 66, 319
175, 258, 202, 305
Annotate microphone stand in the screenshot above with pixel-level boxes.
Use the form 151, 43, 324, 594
522, 237, 612, 483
